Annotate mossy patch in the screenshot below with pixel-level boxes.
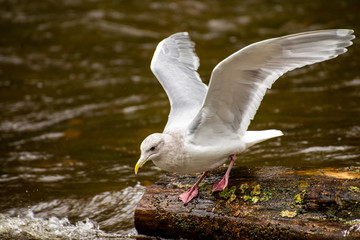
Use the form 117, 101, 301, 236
199, 182, 213, 195
226, 192, 237, 204
241, 185, 272, 203
244, 195, 252, 201
294, 190, 306, 204
219, 186, 237, 199
260, 187, 273, 202
280, 210, 297, 218
349, 186, 360, 193
239, 183, 249, 193
251, 184, 261, 196
172, 182, 192, 189
252, 196, 260, 204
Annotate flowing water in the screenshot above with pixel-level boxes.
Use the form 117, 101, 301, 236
1, 0, 359, 239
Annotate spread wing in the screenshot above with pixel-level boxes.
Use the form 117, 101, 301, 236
188, 29, 355, 145
150, 32, 207, 131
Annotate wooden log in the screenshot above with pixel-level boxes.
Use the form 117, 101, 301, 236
135, 166, 360, 239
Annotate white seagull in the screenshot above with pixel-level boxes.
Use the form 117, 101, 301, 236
135, 29, 355, 204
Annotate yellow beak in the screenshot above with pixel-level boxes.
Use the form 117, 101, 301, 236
134, 155, 148, 174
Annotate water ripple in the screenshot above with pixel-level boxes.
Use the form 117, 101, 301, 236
0, 95, 144, 132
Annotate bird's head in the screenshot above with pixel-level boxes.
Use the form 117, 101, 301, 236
135, 133, 165, 174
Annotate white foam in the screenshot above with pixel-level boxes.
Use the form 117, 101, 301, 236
0, 210, 123, 240
3, 183, 146, 238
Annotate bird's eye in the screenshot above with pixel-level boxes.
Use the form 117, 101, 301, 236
150, 146, 156, 151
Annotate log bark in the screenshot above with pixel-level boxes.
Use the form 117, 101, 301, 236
135, 166, 360, 239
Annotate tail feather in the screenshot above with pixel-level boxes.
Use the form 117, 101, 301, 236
243, 130, 283, 148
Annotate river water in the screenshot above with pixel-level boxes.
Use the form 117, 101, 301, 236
0, 0, 359, 239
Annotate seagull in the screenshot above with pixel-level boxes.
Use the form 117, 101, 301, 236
135, 29, 355, 204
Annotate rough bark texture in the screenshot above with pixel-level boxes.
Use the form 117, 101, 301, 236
135, 166, 360, 239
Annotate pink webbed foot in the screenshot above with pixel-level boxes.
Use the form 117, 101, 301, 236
178, 171, 208, 204
179, 186, 199, 204
212, 176, 228, 192
212, 154, 236, 193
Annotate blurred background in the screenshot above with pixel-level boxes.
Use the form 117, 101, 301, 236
0, 0, 359, 238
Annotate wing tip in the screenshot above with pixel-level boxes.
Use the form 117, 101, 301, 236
336, 29, 354, 37
169, 32, 190, 40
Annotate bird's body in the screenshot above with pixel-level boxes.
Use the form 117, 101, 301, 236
149, 129, 243, 174
146, 129, 282, 174
135, 29, 355, 204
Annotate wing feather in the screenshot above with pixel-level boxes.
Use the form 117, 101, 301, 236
189, 29, 355, 144
150, 32, 207, 131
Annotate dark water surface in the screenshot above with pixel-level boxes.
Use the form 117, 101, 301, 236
1, 0, 359, 238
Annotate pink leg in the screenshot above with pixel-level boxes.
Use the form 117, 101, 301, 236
212, 154, 236, 193
179, 171, 208, 204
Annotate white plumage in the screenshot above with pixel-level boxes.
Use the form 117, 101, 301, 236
135, 29, 355, 204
